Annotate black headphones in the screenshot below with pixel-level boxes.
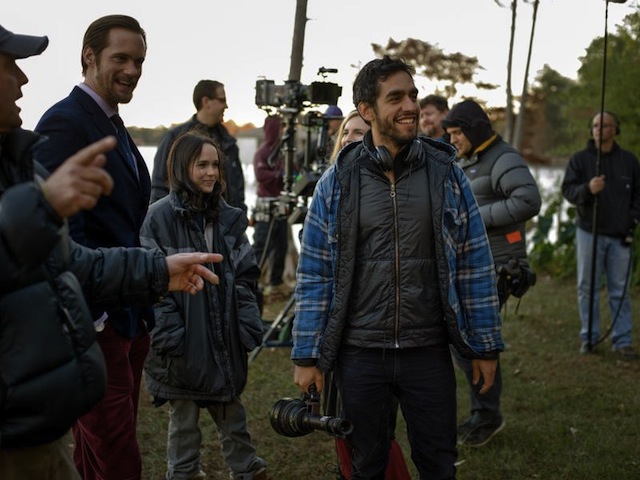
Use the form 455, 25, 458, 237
373, 145, 393, 172
370, 140, 423, 172
589, 111, 621, 135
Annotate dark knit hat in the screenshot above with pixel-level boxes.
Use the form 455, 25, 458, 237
324, 105, 344, 119
441, 99, 494, 153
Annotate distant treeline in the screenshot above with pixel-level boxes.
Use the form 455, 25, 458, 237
128, 121, 259, 146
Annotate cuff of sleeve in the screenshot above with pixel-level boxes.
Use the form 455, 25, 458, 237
292, 358, 318, 367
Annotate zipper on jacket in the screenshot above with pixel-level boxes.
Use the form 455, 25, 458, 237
390, 182, 401, 348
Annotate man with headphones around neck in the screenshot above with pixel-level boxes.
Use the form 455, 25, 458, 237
291, 56, 503, 479
562, 111, 640, 361
442, 99, 541, 448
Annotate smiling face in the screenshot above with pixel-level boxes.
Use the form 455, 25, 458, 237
0, 52, 28, 132
340, 114, 370, 148
189, 142, 220, 193
200, 85, 227, 126
358, 70, 419, 156
82, 27, 146, 108
419, 103, 448, 138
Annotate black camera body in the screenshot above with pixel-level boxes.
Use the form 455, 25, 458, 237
252, 68, 342, 227
255, 78, 341, 111
269, 385, 353, 438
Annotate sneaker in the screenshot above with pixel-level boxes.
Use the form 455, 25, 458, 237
612, 346, 638, 360
229, 467, 267, 480
456, 415, 477, 439
580, 342, 597, 354
458, 413, 505, 447
188, 471, 206, 479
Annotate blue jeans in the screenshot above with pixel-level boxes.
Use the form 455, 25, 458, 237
335, 346, 457, 480
576, 227, 633, 349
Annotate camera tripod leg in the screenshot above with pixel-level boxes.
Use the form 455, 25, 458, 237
248, 293, 296, 363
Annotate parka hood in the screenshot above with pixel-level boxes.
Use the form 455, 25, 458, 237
441, 100, 494, 154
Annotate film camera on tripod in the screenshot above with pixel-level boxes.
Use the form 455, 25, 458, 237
249, 68, 342, 363
253, 67, 342, 226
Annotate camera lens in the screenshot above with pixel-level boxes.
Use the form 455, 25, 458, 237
269, 398, 312, 437
269, 398, 354, 438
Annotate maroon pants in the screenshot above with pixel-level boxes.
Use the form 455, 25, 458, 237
73, 321, 149, 480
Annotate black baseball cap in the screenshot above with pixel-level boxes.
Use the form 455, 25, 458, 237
0, 24, 48, 59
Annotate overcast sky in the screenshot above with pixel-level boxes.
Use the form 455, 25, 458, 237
4, 0, 635, 130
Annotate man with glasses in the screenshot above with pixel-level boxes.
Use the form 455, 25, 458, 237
151, 79, 247, 212
562, 111, 640, 361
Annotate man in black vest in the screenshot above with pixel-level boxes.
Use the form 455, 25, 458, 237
442, 99, 541, 447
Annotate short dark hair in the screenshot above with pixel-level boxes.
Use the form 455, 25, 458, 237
193, 80, 224, 111
353, 55, 415, 109
81, 15, 146, 75
419, 94, 449, 112
167, 131, 226, 217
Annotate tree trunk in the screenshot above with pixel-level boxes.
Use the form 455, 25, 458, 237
288, 0, 308, 82
504, 0, 518, 144
513, 0, 540, 150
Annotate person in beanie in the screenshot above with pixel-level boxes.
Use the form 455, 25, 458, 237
320, 105, 344, 164
442, 98, 541, 447
0, 23, 222, 479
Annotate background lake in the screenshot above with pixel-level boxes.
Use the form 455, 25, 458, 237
139, 145, 566, 248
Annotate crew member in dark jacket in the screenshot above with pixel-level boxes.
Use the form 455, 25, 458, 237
562, 111, 640, 360
0, 23, 221, 479
442, 98, 541, 448
252, 115, 290, 299
150, 79, 247, 213
141, 132, 266, 480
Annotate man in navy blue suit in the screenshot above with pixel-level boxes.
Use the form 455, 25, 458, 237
34, 15, 152, 480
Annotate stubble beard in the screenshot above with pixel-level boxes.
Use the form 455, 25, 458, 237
377, 116, 416, 149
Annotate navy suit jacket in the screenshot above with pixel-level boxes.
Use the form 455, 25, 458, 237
34, 86, 153, 338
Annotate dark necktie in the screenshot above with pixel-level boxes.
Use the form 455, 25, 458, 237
110, 113, 139, 178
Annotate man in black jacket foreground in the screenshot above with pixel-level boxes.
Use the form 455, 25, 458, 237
0, 23, 220, 480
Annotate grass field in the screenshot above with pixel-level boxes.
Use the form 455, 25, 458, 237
137, 275, 640, 479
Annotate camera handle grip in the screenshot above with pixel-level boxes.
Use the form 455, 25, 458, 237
304, 383, 321, 413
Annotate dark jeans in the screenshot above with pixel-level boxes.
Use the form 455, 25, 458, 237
335, 346, 457, 480
252, 218, 288, 286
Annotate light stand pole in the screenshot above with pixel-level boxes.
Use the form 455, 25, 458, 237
586, 0, 627, 352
